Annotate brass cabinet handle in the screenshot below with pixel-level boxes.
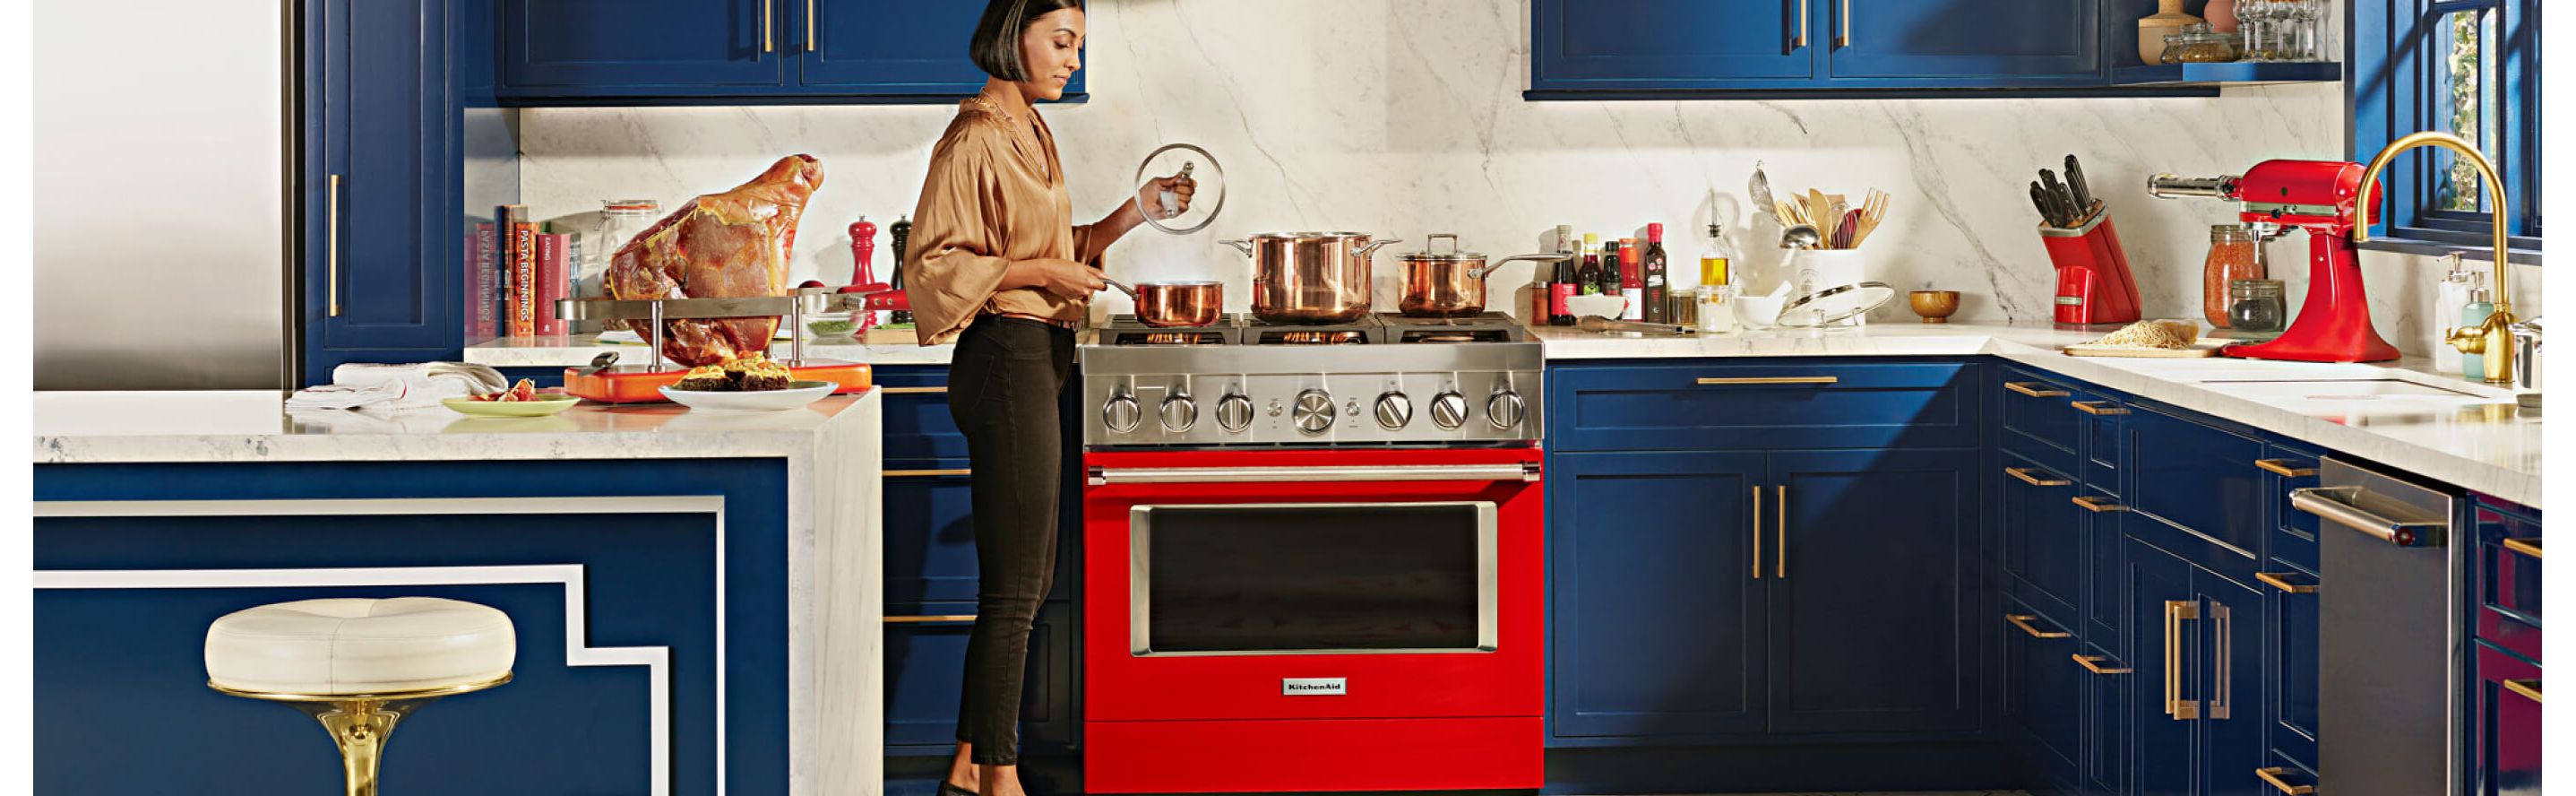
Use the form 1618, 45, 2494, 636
2006, 466, 2071, 487
762, 0, 774, 52
2073, 654, 2131, 675
1776, 484, 1788, 578
2003, 381, 2070, 398
2255, 459, 2319, 478
2072, 401, 2130, 416
2256, 766, 2317, 795
1752, 484, 1763, 581
1696, 376, 1839, 385
2503, 537, 2542, 559
2504, 678, 2543, 704
326, 174, 342, 317
2005, 613, 2071, 639
2072, 495, 2126, 513
1795, 0, 1808, 48
2256, 572, 2320, 594
1836, 0, 1851, 48
880, 385, 949, 394
2165, 599, 2201, 720
806, 0, 816, 51
2210, 601, 2234, 720
885, 468, 971, 478
883, 614, 977, 624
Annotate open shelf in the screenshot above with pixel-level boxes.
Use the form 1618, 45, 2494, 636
2111, 61, 2343, 87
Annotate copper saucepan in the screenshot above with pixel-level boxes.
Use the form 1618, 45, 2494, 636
1396, 233, 1578, 318
1106, 279, 1224, 327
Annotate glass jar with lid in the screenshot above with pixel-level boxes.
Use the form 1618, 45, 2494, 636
2201, 224, 2264, 326
585, 200, 659, 332
2227, 279, 2287, 338
2162, 22, 2241, 64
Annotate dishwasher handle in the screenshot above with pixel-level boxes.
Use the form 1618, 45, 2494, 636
2291, 486, 2445, 547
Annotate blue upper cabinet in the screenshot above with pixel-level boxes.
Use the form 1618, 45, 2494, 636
1529, 0, 1816, 91
497, 0, 1082, 103
1826, 0, 2098, 84
500, 0, 786, 97
308, 0, 460, 383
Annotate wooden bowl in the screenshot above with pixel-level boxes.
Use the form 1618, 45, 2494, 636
1908, 290, 1961, 323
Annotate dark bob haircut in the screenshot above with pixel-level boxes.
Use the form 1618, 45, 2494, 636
969, 0, 1085, 82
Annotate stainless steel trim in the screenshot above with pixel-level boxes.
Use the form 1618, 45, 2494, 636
2292, 486, 2446, 547
1128, 501, 1501, 657
1090, 463, 1538, 486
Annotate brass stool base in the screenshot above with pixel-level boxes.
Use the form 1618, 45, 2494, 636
212, 674, 511, 796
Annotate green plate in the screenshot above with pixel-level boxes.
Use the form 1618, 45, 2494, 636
441, 395, 582, 417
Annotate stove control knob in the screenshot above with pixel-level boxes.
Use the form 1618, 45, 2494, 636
1215, 393, 1254, 432
1486, 389, 1528, 429
1292, 389, 1337, 435
1374, 392, 1413, 430
1159, 393, 1198, 433
1429, 391, 1470, 430
1102, 391, 1142, 434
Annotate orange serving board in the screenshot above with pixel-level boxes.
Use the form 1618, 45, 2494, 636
563, 359, 874, 403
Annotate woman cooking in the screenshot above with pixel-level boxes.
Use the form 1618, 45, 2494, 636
900, 2, 1190, 795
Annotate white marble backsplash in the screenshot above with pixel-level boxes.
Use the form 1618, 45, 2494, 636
515, 0, 2528, 359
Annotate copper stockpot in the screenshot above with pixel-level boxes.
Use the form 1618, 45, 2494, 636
1396, 233, 1578, 318
1220, 232, 1402, 324
1107, 279, 1224, 327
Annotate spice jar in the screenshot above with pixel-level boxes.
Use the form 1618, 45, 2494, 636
2162, 22, 2240, 64
2201, 224, 2264, 326
2227, 279, 2287, 337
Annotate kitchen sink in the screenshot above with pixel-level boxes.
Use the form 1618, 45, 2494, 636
2198, 378, 2509, 411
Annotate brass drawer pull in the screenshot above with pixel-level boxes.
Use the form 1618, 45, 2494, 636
2256, 571, 2319, 594
2006, 466, 2071, 487
2255, 459, 2319, 478
1775, 484, 1789, 578
2072, 401, 2130, 416
2072, 495, 2126, 513
884, 614, 978, 624
885, 468, 971, 478
1794, 0, 1808, 48
1751, 484, 1763, 581
762, 0, 774, 53
2255, 766, 2316, 795
2504, 678, 2543, 704
2164, 600, 2201, 719
326, 174, 342, 317
1835, 0, 1851, 48
881, 385, 949, 394
2072, 654, 2131, 675
806, 0, 816, 51
2004, 613, 2071, 639
1696, 376, 1839, 385
2503, 538, 2542, 559
2004, 381, 2070, 398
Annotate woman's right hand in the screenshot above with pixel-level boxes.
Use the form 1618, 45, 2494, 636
1027, 258, 1106, 300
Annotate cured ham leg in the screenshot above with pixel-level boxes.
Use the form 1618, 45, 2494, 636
606, 154, 824, 367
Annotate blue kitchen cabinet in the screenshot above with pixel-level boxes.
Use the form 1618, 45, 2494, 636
881, 601, 1075, 753
1826, 0, 2099, 84
2004, 597, 2084, 792
1529, 0, 1817, 91
1768, 447, 1983, 736
2469, 497, 2540, 796
2081, 642, 2131, 796
2473, 642, 2543, 796
1547, 450, 1771, 740
2123, 405, 2268, 578
2262, 565, 2321, 775
1546, 360, 1980, 452
2127, 536, 2270, 796
499, 0, 786, 97
2003, 450, 2085, 622
306, 0, 461, 383
799, 0, 1082, 96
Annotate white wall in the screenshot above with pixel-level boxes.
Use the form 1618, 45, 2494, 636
516, 0, 2534, 358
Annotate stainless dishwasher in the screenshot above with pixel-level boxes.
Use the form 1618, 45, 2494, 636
2296, 456, 2463, 796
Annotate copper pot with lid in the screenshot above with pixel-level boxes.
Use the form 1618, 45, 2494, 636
1395, 233, 1576, 318
1221, 231, 1402, 324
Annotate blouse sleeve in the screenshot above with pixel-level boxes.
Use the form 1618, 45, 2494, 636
901, 122, 1013, 346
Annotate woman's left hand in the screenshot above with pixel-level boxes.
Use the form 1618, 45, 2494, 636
1138, 173, 1196, 221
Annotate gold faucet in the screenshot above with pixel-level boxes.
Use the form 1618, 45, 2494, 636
2354, 132, 2519, 385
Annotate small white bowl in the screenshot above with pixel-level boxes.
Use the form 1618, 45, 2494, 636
1564, 294, 1628, 320
1735, 295, 1786, 328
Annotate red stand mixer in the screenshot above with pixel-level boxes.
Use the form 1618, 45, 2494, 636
2150, 160, 2399, 363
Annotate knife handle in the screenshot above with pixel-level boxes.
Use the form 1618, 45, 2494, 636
2031, 182, 2060, 227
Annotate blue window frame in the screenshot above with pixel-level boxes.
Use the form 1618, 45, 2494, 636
2350, 0, 2541, 261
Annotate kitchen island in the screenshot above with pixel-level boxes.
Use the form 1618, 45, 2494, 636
32, 390, 885, 796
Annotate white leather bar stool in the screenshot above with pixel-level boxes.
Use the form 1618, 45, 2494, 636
204, 598, 516, 796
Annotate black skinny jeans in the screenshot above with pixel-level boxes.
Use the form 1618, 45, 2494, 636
944, 316, 1074, 766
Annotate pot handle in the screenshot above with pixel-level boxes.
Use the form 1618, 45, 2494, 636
1428, 233, 1460, 255
1474, 248, 1577, 279
1353, 236, 1405, 257
1216, 238, 1253, 256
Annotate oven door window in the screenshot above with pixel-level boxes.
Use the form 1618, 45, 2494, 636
1133, 502, 1497, 655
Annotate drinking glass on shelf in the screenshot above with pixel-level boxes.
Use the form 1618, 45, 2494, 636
2238, 0, 2280, 61
2294, 0, 2330, 61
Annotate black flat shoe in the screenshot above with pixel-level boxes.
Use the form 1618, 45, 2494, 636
936, 783, 978, 796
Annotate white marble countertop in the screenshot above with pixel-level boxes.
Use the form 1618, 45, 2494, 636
33, 389, 884, 464
1534, 321, 2544, 508
465, 334, 952, 367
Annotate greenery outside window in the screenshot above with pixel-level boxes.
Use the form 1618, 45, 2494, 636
2349, 0, 2541, 262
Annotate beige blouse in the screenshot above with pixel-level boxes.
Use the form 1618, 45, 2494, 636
901, 91, 1107, 345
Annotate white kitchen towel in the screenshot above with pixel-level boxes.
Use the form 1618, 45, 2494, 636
287, 362, 505, 411
332, 362, 507, 394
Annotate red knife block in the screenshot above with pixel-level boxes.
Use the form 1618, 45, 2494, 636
2041, 213, 2143, 325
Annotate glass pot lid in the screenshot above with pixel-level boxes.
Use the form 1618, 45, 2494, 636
1776, 281, 1898, 327
1132, 143, 1226, 236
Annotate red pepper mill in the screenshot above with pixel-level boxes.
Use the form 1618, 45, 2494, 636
847, 217, 878, 330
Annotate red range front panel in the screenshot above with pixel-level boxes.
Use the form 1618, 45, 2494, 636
1081, 446, 1545, 792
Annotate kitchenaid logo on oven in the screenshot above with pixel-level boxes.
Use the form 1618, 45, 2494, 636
1281, 677, 1347, 696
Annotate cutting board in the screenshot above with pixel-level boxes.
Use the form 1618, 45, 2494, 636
2062, 343, 2221, 359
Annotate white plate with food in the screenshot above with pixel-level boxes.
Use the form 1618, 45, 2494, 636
659, 380, 839, 411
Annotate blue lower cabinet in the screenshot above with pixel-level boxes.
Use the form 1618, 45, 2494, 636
2197, 570, 2269, 796
1546, 360, 1980, 452
2475, 497, 2544, 662
2473, 642, 2543, 796
2261, 444, 2326, 574
1767, 448, 1983, 736
2129, 536, 2272, 796
2262, 564, 2321, 772
2085, 497, 2124, 644
2080, 644, 2130, 796
875, 366, 969, 461
882, 601, 1074, 754
2003, 452, 2084, 618
883, 462, 978, 604
2124, 407, 2269, 570
2129, 537, 2198, 796
1547, 450, 1770, 740
2004, 599, 2082, 791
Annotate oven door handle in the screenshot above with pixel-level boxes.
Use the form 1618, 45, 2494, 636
1089, 463, 1540, 486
